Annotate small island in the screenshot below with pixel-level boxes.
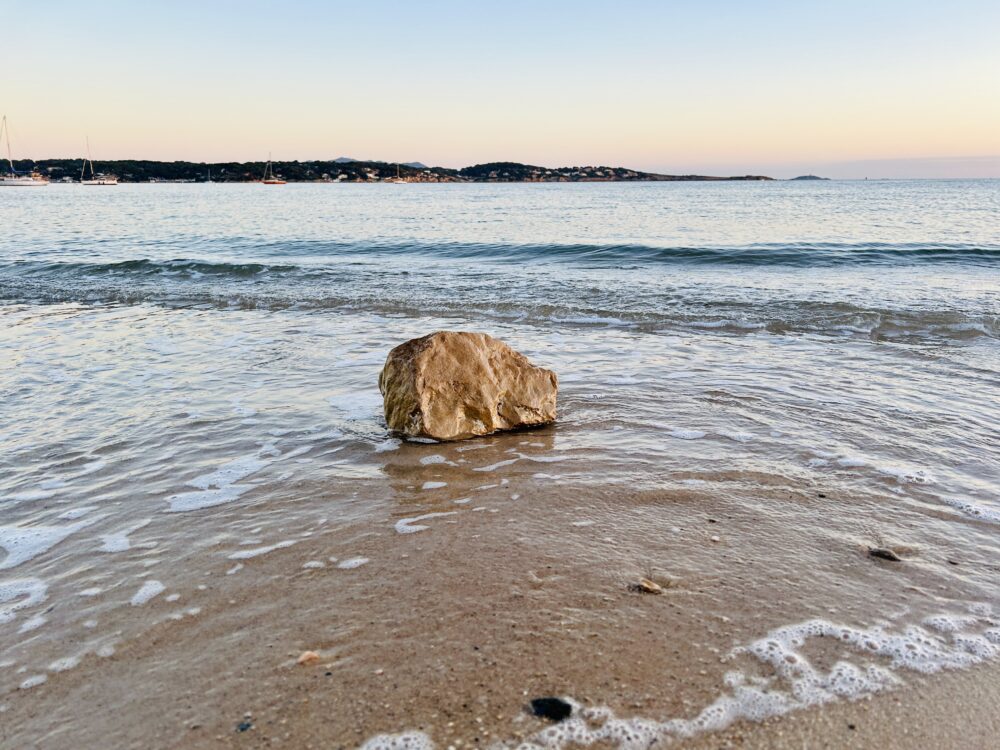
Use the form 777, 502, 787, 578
789, 174, 830, 180
8, 157, 773, 184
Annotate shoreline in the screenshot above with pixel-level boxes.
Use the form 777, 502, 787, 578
3, 456, 998, 749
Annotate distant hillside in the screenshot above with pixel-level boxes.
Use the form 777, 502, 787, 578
10, 157, 773, 183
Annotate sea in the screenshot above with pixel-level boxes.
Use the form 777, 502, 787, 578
1, 180, 999, 748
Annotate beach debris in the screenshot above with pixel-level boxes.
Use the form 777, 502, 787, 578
296, 650, 321, 665
379, 331, 557, 441
868, 546, 902, 562
627, 577, 663, 594
236, 720, 253, 732
529, 697, 573, 722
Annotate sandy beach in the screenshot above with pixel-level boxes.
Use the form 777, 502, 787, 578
4, 429, 1000, 748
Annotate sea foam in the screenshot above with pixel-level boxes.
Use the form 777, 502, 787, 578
394, 512, 457, 534
0, 579, 48, 625
0, 519, 97, 569
360, 605, 1000, 749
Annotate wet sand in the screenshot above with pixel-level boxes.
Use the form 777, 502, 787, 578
3, 437, 998, 748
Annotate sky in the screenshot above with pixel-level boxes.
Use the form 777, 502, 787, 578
3, 0, 999, 178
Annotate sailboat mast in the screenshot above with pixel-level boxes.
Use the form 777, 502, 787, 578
2, 116, 15, 173
82, 136, 94, 181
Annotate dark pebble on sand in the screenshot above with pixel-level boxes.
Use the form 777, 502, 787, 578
530, 697, 572, 722
868, 547, 902, 562
236, 721, 253, 732
848, 723, 856, 730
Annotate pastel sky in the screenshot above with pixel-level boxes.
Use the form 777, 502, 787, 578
4, 0, 1000, 177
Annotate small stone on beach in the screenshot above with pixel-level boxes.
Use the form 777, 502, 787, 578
627, 578, 662, 594
297, 650, 320, 665
529, 697, 572, 722
868, 546, 902, 562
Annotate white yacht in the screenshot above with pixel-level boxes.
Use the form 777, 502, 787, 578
81, 137, 119, 185
0, 115, 49, 186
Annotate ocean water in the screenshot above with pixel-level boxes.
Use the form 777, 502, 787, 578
1, 180, 999, 746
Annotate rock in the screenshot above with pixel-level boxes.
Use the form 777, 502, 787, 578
379, 331, 557, 441
529, 697, 573, 722
868, 547, 902, 562
297, 650, 320, 665
628, 577, 663, 594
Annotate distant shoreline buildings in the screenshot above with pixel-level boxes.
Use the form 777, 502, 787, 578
6, 157, 775, 184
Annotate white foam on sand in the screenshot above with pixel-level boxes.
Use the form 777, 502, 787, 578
359, 731, 433, 750
18, 614, 47, 633
130, 580, 165, 606
877, 465, 936, 484
188, 456, 268, 491
941, 497, 1000, 524
421, 481, 447, 490
0, 579, 48, 625
166, 485, 248, 513
49, 656, 80, 673
0, 519, 97, 570
19, 674, 47, 690
99, 519, 151, 553
337, 557, 369, 569
361, 605, 1000, 749
375, 438, 402, 453
227, 540, 296, 560
166, 454, 272, 512
394, 512, 458, 535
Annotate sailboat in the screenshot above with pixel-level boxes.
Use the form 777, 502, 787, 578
81, 137, 118, 185
261, 154, 286, 184
0, 115, 49, 186
385, 163, 407, 184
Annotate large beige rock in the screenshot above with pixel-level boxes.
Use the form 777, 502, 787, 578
379, 331, 557, 441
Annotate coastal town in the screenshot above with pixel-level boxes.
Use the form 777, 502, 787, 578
7, 156, 773, 183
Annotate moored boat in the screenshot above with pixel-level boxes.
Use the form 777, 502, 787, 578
81, 137, 119, 185
261, 154, 286, 184
0, 115, 49, 186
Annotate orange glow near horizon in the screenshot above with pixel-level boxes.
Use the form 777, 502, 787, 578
3, 1, 999, 178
